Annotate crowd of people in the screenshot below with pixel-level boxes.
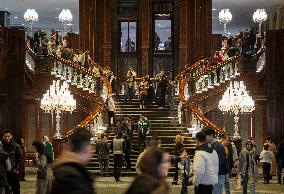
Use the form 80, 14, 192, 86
121, 67, 176, 110
0, 127, 284, 194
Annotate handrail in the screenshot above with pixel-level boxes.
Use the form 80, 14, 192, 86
25, 46, 112, 140
178, 56, 241, 133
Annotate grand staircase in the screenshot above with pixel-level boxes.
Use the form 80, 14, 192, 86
87, 95, 197, 176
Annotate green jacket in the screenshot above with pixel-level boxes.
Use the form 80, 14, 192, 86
137, 118, 151, 135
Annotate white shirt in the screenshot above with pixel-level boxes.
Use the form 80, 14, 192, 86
193, 149, 219, 186
260, 150, 274, 164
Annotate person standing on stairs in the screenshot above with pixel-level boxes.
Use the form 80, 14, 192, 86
125, 67, 136, 102
172, 132, 184, 185
119, 117, 132, 171
107, 96, 116, 127
156, 76, 168, 109
139, 77, 149, 109
111, 132, 125, 182
96, 133, 110, 176
137, 113, 151, 153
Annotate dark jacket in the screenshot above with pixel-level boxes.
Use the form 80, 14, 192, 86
277, 140, 284, 160
50, 151, 95, 194
2, 139, 24, 171
211, 140, 229, 175
125, 174, 167, 194
96, 138, 109, 160
0, 149, 9, 187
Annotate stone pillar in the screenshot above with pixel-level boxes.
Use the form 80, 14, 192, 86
140, 0, 150, 76
179, 0, 188, 72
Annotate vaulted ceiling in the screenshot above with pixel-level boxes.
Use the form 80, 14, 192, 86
0, 0, 279, 35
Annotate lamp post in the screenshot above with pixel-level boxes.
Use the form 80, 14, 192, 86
40, 80, 76, 138
253, 9, 267, 35
218, 81, 255, 138
24, 9, 38, 35
58, 9, 73, 35
218, 9, 232, 35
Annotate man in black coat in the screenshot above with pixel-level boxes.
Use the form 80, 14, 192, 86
277, 139, 284, 184
50, 127, 95, 194
2, 130, 24, 194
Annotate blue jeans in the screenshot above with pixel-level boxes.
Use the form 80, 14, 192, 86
242, 172, 255, 194
224, 173, 230, 194
181, 176, 189, 194
213, 175, 225, 194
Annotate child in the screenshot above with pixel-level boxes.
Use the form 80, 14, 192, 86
260, 144, 274, 184
178, 148, 192, 194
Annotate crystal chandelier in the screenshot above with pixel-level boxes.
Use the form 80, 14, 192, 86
218, 81, 255, 138
58, 9, 73, 34
219, 9, 232, 35
24, 9, 38, 34
41, 80, 76, 138
253, 9, 267, 35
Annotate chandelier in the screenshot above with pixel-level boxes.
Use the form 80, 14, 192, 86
24, 9, 38, 34
218, 81, 255, 138
58, 9, 73, 34
41, 80, 76, 138
218, 9, 232, 35
253, 9, 267, 35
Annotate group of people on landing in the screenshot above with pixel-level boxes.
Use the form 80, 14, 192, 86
124, 67, 175, 109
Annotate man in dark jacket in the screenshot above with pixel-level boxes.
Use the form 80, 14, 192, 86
119, 117, 132, 171
277, 139, 284, 184
50, 127, 95, 194
203, 127, 229, 194
96, 134, 109, 176
2, 130, 24, 194
0, 140, 11, 194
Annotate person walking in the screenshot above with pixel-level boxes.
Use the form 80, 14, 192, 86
125, 147, 170, 194
259, 144, 274, 184
276, 139, 284, 184
193, 131, 219, 194
239, 140, 259, 194
202, 128, 229, 194
32, 141, 48, 194
2, 130, 24, 194
112, 132, 125, 182
137, 113, 151, 152
0, 141, 11, 194
96, 134, 109, 176
50, 127, 95, 194
265, 137, 277, 176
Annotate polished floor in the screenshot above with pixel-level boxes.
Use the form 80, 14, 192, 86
21, 168, 284, 194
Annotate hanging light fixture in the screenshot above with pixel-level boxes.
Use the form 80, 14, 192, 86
253, 9, 267, 35
218, 9, 232, 35
218, 81, 255, 138
24, 9, 38, 34
41, 80, 76, 138
58, 9, 73, 34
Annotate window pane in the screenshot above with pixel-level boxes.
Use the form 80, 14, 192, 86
128, 22, 137, 52
120, 22, 129, 52
120, 21, 137, 53
154, 20, 172, 51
